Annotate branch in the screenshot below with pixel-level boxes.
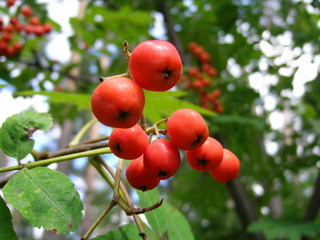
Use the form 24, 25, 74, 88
303, 169, 320, 222
226, 178, 265, 240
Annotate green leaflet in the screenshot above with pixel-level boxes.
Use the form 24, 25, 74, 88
3, 167, 84, 234
91, 224, 141, 240
144, 90, 215, 123
0, 195, 18, 240
247, 218, 320, 240
0, 111, 53, 161
137, 189, 195, 240
15, 91, 91, 110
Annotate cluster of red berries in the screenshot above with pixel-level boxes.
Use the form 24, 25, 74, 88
180, 42, 223, 113
90, 40, 240, 191
0, 1, 52, 57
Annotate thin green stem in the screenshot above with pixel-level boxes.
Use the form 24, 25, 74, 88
113, 158, 124, 201
0, 147, 112, 173
69, 118, 98, 147
99, 72, 130, 82
81, 200, 117, 240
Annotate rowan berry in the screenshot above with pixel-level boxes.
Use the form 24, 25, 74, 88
109, 124, 148, 160
143, 138, 181, 180
186, 137, 223, 171
209, 148, 240, 183
126, 156, 160, 191
21, 6, 33, 18
129, 40, 182, 91
91, 76, 145, 128
166, 108, 209, 150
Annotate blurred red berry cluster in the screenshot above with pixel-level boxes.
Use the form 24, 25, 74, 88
0, 1, 52, 57
180, 42, 223, 113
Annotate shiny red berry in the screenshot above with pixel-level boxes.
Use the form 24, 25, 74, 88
91, 77, 145, 128
129, 40, 182, 91
109, 124, 148, 160
126, 156, 160, 191
186, 137, 223, 171
143, 138, 181, 180
209, 148, 240, 183
166, 108, 209, 150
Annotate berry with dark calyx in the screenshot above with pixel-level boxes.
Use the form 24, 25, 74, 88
6, 0, 16, 7
186, 137, 223, 171
126, 156, 160, 191
109, 124, 148, 160
143, 138, 181, 180
129, 40, 182, 92
209, 148, 240, 183
91, 76, 145, 128
166, 108, 209, 150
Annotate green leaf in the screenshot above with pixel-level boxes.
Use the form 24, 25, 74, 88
247, 219, 320, 240
144, 90, 215, 123
3, 167, 84, 234
15, 91, 91, 110
137, 189, 195, 240
91, 224, 141, 240
137, 189, 167, 236
0, 84, 7, 89
0, 111, 53, 161
165, 202, 195, 240
0, 195, 18, 240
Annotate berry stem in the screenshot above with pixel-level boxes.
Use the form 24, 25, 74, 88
69, 118, 98, 147
122, 40, 131, 61
81, 199, 117, 240
99, 72, 131, 82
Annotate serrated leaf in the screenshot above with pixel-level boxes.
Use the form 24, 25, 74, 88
144, 90, 215, 123
91, 224, 141, 240
15, 91, 91, 110
3, 167, 83, 234
0, 195, 18, 240
0, 111, 53, 161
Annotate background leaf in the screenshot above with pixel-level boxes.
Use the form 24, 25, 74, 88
0, 111, 53, 161
91, 224, 141, 240
247, 218, 320, 240
0, 195, 18, 240
144, 90, 215, 123
15, 91, 91, 110
3, 167, 84, 234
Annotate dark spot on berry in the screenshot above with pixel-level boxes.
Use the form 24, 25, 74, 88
98, 97, 103, 104
161, 68, 173, 80
191, 134, 203, 148
140, 185, 148, 191
51, 229, 57, 233
158, 170, 168, 177
198, 158, 209, 166
113, 142, 122, 153
118, 109, 131, 120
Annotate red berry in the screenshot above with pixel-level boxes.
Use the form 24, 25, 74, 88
1, 32, 12, 43
12, 42, 23, 53
33, 25, 45, 36
6, 0, 16, 7
24, 24, 34, 34
186, 137, 223, 171
109, 124, 148, 160
143, 138, 181, 180
166, 108, 209, 150
126, 156, 160, 191
91, 77, 145, 128
29, 16, 40, 26
129, 40, 182, 91
42, 23, 52, 33
21, 6, 33, 18
200, 52, 211, 63
209, 148, 240, 183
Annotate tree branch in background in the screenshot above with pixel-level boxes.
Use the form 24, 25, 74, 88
227, 179, 266, 240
